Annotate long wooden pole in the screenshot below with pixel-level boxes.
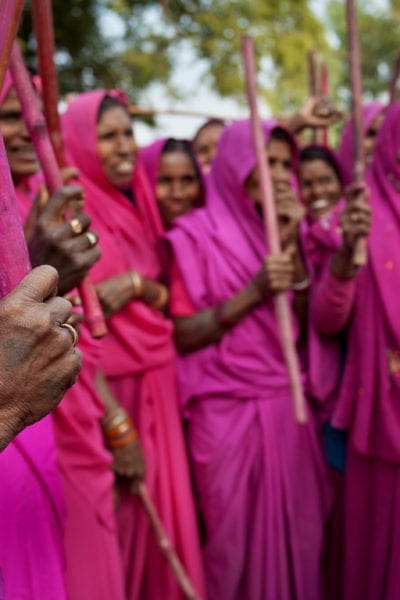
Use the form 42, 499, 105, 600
320, 61, 329, 146
389, 51, 400, 105
137, 483, 201, 599
0, 0, 24, 92
9, 42, 107, 337
307, 50, 319, 144
242, 35, 307, 425
0, 0, 31, 298
129, 105, 234, 121
346, 0, 367, 266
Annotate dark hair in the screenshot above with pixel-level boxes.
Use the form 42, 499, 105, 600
97, 95, 128, 122
162, 138, 203, 205
162, 138, 202, 181
193, 118, 226, 144
299, 145, 343, 184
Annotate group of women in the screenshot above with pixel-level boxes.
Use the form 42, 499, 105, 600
0, 60, 398, 600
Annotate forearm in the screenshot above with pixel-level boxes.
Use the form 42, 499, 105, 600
95, 370, 121, 419
173, 281, 262, 354
313, 257, 357, 335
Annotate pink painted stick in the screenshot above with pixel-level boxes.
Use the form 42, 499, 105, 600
320, 61, 329, 146
0, 0, 31, 298
0, 0, 24, 92
346, 0, 367, 266
389, 51, 400, 105
9, 42, 107, 338
137, 483, 201, 600
242, 35, 307, 425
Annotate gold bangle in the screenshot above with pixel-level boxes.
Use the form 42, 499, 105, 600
102, 407, 128, 431
151, 284, 169, 310
129, 271, 144, 297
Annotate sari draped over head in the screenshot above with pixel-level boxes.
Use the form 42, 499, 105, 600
166, 119, 306, 408
336, 101, 385, 186
62, 91, 174, 377
333, 102, 400, 463
166, 119, 329, 600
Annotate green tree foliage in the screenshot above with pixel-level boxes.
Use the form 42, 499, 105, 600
19, 1, 400, 110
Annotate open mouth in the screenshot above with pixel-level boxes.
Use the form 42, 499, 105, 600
114, 161, 134, 175
11, 146, 38, 161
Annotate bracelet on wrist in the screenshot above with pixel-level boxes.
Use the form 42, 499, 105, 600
129, 271, 144, 298
151, 284, 169, 310
291, 276, 311, 292
103, 409, 139, 448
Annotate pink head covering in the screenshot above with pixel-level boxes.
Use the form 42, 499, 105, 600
166, 119, 307, 407
0, 71, 13, 105
336, 101, 385, 186
333, 102, 400, 461
62, 90, 174, 377
139, 137, 206, 231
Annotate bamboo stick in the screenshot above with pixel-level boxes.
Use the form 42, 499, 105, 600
0, 0, 31, 298
10, 40, 107, 338
320, 61, 329, 146
307, 50, 319, 144
129, 105, 236, 121
389, 51, 400, 105
345, 0, 367, 266
137, 483, 201, 600
0, 0, 24, 92
242, 35, 307, 425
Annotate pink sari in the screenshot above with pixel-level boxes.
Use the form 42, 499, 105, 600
166, 120, 331, 600
62, 90, 205, 600
0, 75, 67, 600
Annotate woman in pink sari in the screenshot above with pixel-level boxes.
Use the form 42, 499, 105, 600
0, 73, 124, 600
313, 103, 400, 599
166, 119, 331, 599
62, 90, 205, 600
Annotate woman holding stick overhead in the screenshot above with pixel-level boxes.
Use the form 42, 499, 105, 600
166, 119, 330, 600
313, 103, 400, 600
62, 90, 205, 600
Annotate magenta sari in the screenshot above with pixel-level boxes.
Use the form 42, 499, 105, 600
0, 75, 68, 600
62, 91, 205, 600
166, 119, 330, 600
315, 102, 400, 599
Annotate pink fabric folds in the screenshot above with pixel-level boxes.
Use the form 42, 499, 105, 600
167, 119, 330, 599
332, 102, 400, 463
62, 90, 205, 599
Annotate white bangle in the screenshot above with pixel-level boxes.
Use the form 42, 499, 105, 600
292, 276, 311, 291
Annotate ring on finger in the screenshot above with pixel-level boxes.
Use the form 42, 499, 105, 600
69, 217, 83, 235
60, 322, 79, 347
86, 231, 97, 247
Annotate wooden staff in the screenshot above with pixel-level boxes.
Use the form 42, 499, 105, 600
307, 50, 319, 143
389, 51, 400, 105
137, 483, 201, 600
129, 105, 234, 121
10, 40, 106, 339
320, 61, 329, 146
241, 35, 307, 425
0, 0, 24, 91
0, 0, 31, 298
346, 0, 367, 266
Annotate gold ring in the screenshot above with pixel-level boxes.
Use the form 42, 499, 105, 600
69, 217, 83, 235
86, 231, 97, 247
60, 322, 79, 347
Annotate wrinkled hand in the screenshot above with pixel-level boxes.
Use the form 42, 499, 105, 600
0, 266, 82, 450
275, 189, 305, 249
26, 185, 100, 295
96, 272, 134, 319
295, 96, 343, 130
340, 183, 371, 249
253, 249, 295, 299
112, 438, 146, 494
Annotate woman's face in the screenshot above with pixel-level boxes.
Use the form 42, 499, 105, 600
298, 158, 342, 219
193, 124, 224, 173
96, 105, 137, 188
364, 112, 384, 165
0, 87, 40, 182
156, 150, 200, 227
244, 138, 292, 205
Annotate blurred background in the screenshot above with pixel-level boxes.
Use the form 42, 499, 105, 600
19, 0, 397, 143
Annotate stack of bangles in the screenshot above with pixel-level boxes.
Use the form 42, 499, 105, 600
103, 408, 139, 449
